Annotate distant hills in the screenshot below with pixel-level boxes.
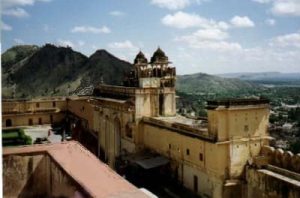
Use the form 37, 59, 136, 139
2, 44, 266, 99
218, 72, 300, 86
176, 73, 261, 95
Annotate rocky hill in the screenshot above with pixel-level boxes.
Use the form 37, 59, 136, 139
2, 45, 40, 72
2, 44, 261, 99
2, 44, 132, 98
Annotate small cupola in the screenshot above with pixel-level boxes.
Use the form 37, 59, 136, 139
134, 51, 148, 64
150, 47, 168, 64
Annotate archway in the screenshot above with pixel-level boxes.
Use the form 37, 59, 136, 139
5, 119, 12, 127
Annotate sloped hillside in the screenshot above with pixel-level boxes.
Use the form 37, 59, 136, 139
2, 44, 132, 98
176, 72, 261, 95
2, 45, 40, 72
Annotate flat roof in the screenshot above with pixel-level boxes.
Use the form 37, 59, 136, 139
143, 116, 215, 142
3, 141, 149, 198
154, 115, 207, 127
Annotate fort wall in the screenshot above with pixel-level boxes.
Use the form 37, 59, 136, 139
260, 146, 300, 173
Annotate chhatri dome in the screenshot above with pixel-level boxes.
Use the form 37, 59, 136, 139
134, 51, 148, 64
150, 47, 168, 64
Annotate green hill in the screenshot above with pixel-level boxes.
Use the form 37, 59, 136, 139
2, 45, 39, 72
176, 72, 261, 96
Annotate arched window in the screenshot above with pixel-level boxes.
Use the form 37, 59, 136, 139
36, 103, 39, 108
38, 118, 42, 125
6, 119, 12, 127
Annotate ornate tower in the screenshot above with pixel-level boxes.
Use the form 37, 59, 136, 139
123, 48, 176, 117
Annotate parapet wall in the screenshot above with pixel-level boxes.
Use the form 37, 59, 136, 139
260, 146, 300, 173
3, 153, 86, 197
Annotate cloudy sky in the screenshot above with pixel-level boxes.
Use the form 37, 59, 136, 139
1, 0, 300, 74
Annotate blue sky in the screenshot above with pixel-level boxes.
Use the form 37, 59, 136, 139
2, 0, 300, 74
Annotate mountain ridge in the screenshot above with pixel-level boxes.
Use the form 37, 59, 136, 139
2, 44, 263, 99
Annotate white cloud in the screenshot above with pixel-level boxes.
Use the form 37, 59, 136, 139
14, 38, 25, 44
57, 39, 74, 48
2, 21, 12, 31
252, 0, 271, 3
162, 11, 203, 28
173, 44, 300, 74
182, 40, 242, 51
117, 54, 130, 62
253, 0, 300, 17
230, 16, 255, 28
2, 7, 29, 17
71, 25, 111, 34
78, 40, 85, 47
56, 39, 86, 49
218, 21, 230, 30
2, 0, 51, 9
270, 32, 300, 48
271, 0, 300, 16
176, 28, 241, 51
161, 11, 229, 29
150, 0, 210, 10
176, 28, 228, 41
151, 0, 190, 10
108, 40, 138, 51
265, 18, 276, 26
109, 11, 125, 16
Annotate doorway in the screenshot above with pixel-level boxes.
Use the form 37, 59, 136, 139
159, 93, 164, 115
193, 175, 198, 193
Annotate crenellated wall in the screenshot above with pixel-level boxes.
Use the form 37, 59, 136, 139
260, 146, 300, 173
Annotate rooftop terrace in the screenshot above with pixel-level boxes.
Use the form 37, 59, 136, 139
142, 116, 214, 142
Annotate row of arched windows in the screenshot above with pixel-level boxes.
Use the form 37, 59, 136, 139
5, 115, 53, 127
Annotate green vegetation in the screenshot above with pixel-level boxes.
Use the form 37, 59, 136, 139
177, 84, 300, 118
2, 128, 32, 146
290, 139, 300, 154
2, 45, 39, 72
176, 72, 261, 96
